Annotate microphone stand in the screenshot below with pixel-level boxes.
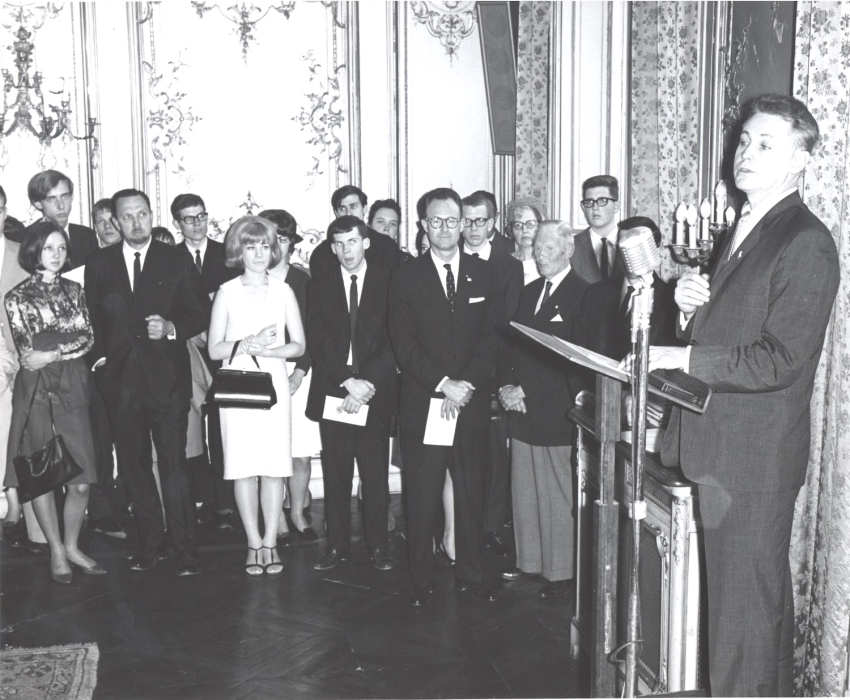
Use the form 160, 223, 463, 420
624, 275, 654, 697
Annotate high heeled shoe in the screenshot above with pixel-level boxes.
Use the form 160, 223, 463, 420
261, 546, 283, 576
50, 566, 73, 585
70, 559, 107, 576
245, 547, 263, 576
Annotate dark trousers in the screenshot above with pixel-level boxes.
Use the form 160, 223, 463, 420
697, 484, 798, 697
483, 412, 510, 533
188, 405, 234, 512
86, 373, 129, 520
401, 423, 486, 589
319, 419, 390, 553
107, 358, 197, 560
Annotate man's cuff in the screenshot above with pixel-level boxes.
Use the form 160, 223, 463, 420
167, 323, 177, 340
92, 357, 106, 371
678, 311, 693, 331
684, 346, 693, 373
436, 376, 450, 392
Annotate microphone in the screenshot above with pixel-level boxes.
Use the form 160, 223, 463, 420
619, 226, 661, 279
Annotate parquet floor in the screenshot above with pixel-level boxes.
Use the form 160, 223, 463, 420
0, 496, 589, 699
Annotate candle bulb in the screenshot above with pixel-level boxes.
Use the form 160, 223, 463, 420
674, 203, 687, 245
714, 180, 727, 224
700, 198, 711, 241
686, 204, 698, 249
725, 206, 736, 227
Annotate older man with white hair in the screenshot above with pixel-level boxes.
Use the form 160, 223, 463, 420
497, 221, 589, 598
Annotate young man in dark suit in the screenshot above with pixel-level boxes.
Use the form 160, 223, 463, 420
306, 216, 399, 572
652, 94, 840, 696
460, 193, 523, 557
498, 222, 589, 598
85, 189, 212, 577
573, 216, 682, 362
309, 185, 404, 275
571, 175, 621, 284
470, 189, 515, 255
172, 193, 240, 531
388, 188, 504, 606
27, 170, 98, 269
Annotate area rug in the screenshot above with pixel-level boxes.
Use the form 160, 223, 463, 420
0, 643, 99, 700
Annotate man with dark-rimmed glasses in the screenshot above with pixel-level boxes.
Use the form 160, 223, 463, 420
571, 174, 621, 283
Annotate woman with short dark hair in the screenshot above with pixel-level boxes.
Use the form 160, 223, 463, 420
4, 221, 104, 584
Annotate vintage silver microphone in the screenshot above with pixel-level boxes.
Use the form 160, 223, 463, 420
618, 225, 660, 698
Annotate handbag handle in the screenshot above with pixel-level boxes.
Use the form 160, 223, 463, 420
16, 371, 58, 458
230, 338, 261, 370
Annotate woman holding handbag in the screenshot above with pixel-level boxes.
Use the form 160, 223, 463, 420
4, 221, 104, 584
208, 216, 305, 575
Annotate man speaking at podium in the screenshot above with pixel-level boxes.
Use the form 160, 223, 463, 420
649, 95, 839, 696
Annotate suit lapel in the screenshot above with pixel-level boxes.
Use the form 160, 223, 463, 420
330, 269, 351, 351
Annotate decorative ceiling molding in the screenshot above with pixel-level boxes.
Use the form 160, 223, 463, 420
410, 1, 477, 61
1, 2, 64, 34
143, 55, 201, 180
190, 1, 295, 62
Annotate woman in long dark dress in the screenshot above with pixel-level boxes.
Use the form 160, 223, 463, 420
4, 222, 103, 583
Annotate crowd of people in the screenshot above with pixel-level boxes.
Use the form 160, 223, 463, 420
0, 91, 838, 696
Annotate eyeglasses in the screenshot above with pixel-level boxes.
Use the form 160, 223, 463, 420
179, 212, 209, 225
509, 220, 539, 231
425, 217, 461, 229
464, 217, 490, 228
43, 193, 73, 207
580, 197, 617, 209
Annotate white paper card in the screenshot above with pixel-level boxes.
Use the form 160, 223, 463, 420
423, 397, 458, 446
323, 395, 369, 426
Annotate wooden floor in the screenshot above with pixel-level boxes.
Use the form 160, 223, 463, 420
0, 496, 589, 699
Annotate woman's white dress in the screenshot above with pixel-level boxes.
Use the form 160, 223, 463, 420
286, 362, 322, 458
218, 276, 292, 480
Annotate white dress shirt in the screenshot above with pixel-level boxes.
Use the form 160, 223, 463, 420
534, 264, 571, 314
341, 260, 367, 366
589, 224, 619, 272
430, 247, 460, 298
468, 240, 492, 261
123, 238, 152, 292
184, 236, 208, 266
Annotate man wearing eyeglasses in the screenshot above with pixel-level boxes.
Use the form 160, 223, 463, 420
470, 190, 515, 255
460, 193, 522, 559
27, 170, 98, 269
388, 188, 504, 607
172, 193, 240, 533
572, 175, 621, 283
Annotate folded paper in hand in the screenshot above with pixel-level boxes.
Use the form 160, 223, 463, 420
423, 397, 457, 446
323, 395, 369, 426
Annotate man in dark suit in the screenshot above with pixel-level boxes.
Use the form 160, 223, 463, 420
570, 175, 621, 284
498, 222, 588, 598
27, 170, 98, 269
652, 95, 840, 696
470, 190, 515, 255
573, 216, 681, 362
461, 192, 523, 557
388, 187, 504, 606
306, 216, 399, 572
85, 188, 212, 577
92, 199, 122, 248
309, 185, 404, 275
171, 193, 240, 531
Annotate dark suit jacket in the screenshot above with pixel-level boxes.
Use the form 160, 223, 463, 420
306, 265, 398, 427
573, 275, 682, 361
84, 239, 212, 405
180, 239, 239, 297
499, 270, 589, 446
285, 265, 311, 375
661, 192, 839, 492
571, 227, 625, 285
68, 223, 98, 269
490, 228, 516, 256
310, 225, 404, 276
461, 243, 524, 323
388, 252, 504, 440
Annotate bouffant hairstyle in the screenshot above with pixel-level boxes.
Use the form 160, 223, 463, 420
223, 216, 282, 269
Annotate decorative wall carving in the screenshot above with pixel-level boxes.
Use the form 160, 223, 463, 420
1, 2, 63, 33
292, 50, 346, 187
410, 1, 477, 60
723, 15, 749, 132
190, 1, 295, 62
143, 55, 201, 179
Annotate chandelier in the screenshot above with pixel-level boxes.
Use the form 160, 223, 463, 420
1, 23, 97, 157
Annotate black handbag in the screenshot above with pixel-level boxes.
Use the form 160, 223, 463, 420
206, 340, 277, 410
13, 373, 84, 504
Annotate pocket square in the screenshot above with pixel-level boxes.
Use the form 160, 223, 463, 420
551, 313, 564, 322
469, 297, 485, 303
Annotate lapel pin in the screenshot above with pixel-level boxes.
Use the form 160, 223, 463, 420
465, 275, 472, 282
738, 251, 743, 259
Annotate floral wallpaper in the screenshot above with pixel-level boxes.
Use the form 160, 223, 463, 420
630, 2, 701, 281
515, 1, 550, 205
789, 2, 850, 696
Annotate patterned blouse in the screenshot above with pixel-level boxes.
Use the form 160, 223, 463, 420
4, 273, 94, 360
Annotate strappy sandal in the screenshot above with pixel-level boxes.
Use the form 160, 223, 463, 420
262, 546, 283, 576
246, 547, 263, 576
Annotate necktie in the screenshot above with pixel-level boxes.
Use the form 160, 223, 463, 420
619, 285, 635, 319
600, 238, 610, 279
194, 249, 202, 275
133, 252, 141, 292
472, 253, 479, 258
725, 206, 752, 263
541, 280, 552, 306
349, 274, 359, 373
444, 264, 456, 311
